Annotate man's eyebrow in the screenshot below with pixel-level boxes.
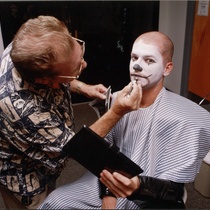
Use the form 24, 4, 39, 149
131, 52, 137, 56
144, 54, 155, 57
131, 52, 155, 57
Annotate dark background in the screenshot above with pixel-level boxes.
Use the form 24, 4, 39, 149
0, 1, 159, 102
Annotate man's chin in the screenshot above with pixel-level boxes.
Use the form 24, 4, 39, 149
134, 79, 146, 88
48, 82, 61, 89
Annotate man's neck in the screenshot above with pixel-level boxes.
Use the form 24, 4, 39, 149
140, 83, 163, 108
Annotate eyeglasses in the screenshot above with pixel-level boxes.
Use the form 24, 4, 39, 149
57, 37, 85, 79
73, 37, 85, 56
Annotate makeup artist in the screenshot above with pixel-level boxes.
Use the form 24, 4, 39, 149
0, 15, 142, 209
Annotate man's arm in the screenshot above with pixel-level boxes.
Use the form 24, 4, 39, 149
70, 80, 142, 137
100, 170, 185, 209
70, 79, 107, 100
127, 176, 185, 209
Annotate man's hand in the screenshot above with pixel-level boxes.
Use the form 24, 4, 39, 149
70, 80, 107, 100
89, 82, 142, 137
80, 83, 108, 100
100, 169, 140, 198
110, 82, 142, 117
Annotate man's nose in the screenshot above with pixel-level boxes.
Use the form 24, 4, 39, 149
133, 64, 143, 72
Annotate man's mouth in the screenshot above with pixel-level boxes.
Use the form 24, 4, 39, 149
130, 73, 152, 79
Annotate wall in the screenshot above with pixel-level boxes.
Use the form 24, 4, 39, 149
0, 1, 159, 104
0, 1, 188, 95
188, 1, 210, 99
159, 1, 188, 94
0, 22, 4, 57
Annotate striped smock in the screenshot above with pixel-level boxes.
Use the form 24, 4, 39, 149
39, 87, 210, 209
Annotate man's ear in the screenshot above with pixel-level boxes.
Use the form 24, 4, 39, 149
163, 62, 173, 76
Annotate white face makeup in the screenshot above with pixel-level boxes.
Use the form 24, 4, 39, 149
129, 40, 165, 89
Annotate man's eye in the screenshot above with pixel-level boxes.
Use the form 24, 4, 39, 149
146, 58, 155, 65
131, 55, 138, 61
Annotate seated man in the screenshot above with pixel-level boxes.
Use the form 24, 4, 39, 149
39, 31, 210, 209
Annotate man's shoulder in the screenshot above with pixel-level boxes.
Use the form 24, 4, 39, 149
163, 89, 210, 122
164, 89, 201, 108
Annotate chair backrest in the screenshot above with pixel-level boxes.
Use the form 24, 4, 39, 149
199, 93, 210, 106
183, 186, 187, 204
72, 102, 99, 133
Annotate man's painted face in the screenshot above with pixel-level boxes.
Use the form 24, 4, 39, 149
129, 40, 165, 89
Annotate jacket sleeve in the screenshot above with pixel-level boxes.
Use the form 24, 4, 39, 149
127, 176, 186, 209
99, 181, 116, 199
